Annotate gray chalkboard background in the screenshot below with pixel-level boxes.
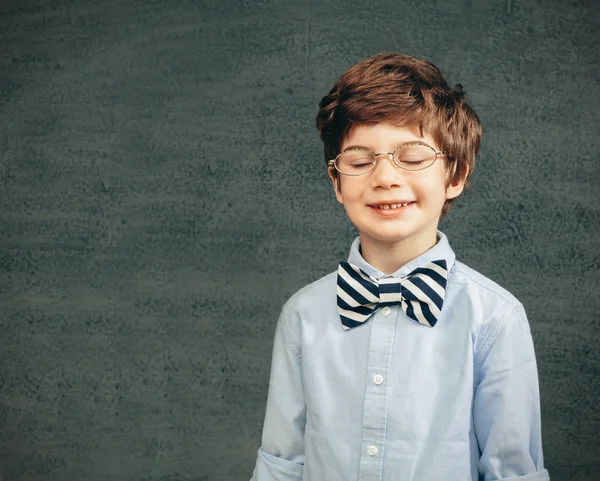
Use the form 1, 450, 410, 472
1, 0, 599, 480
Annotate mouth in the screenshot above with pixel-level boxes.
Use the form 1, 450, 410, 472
369, 201, 416, 210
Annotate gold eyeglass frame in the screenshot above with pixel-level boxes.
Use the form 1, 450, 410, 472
327, 141, 447, 176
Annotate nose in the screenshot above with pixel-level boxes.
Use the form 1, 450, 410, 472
371, 153, 404, 189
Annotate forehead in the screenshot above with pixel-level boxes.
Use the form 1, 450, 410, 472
342, 123, 438, 151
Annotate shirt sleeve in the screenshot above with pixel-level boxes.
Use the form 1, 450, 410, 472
250, 301, 306, 481
473, 305, 550, 481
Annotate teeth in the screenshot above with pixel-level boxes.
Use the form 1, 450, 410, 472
376, 202, 411, 209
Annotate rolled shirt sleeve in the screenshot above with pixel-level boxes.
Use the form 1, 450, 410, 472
251, 302, 306, 481
473, 305, 549, 481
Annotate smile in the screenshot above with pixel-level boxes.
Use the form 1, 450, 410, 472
370, 202, 415, 210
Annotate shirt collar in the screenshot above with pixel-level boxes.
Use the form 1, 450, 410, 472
347, 231, 456, 280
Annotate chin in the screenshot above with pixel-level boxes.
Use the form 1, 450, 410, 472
362, 230, 416, 244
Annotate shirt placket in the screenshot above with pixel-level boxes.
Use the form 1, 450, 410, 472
357, 303, 397, 481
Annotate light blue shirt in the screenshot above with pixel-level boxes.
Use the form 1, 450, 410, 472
251, 232, 548, 481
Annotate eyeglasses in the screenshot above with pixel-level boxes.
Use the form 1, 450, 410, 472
328, 142, 446, 176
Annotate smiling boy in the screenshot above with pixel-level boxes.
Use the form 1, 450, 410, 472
250, 53, 548, 481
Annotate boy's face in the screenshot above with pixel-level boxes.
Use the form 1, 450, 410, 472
329, 123, 465, 255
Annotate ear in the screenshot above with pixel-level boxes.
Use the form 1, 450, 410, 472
445, 164, 469, 200
328, 166, 344, 204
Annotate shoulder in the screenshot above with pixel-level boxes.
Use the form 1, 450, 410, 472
275, 270, 338, 354
282, 270, 338, 316
450, 260, 533, 361
450, 260, 523, 314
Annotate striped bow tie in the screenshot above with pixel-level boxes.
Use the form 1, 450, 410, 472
336, 260, 448, 330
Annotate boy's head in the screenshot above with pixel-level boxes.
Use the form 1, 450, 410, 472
316, 52, 482, 218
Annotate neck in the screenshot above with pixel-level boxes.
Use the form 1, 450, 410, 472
359, 233, 438, 275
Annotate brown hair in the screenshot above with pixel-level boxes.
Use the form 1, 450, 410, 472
316, 52, 482, 216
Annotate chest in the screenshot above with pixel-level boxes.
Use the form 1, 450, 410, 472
300, 303, 476, 438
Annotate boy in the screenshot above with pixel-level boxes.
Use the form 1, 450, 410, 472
250, 53, 548, 481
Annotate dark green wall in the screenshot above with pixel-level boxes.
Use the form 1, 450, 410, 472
1, 0, 599, 480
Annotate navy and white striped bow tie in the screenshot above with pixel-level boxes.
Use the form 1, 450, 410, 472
336, 260, 448, 330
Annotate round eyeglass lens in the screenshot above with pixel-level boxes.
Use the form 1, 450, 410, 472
394, 145, 437, 170
336, 150, 376, 175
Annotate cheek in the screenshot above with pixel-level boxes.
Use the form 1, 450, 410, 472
338, 179, 364, 202
412, 175, 438, 190
413, 178, 448, 204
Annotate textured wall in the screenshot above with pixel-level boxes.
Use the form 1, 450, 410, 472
1, 0, 599, 480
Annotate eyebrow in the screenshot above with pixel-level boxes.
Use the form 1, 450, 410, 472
342, 144, 375, 152
342, 141, 433, 153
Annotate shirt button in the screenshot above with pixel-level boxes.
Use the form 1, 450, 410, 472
367, 445, 378, 456
373, 374, 384, 385
381, 306, 391, 317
